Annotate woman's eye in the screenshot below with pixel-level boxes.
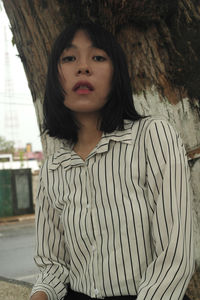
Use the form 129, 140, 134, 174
61, 56, 76, 62
93, 56, 106, 62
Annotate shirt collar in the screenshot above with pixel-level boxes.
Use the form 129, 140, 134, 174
48, 119, 133, 171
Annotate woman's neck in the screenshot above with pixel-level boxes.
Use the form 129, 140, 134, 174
73, 113, 103, 160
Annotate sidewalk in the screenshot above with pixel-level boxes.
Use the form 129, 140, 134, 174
0, 276, 32, 300
0, 214, 35, 300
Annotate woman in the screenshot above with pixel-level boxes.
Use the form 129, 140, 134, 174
30, 22, 194, 300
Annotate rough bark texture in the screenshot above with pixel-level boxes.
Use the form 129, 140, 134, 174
3, 0, 200, 105
2, 0, 200, 298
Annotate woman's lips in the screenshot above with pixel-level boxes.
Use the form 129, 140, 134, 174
76, 88, 92, 95
73, 81, 94, 94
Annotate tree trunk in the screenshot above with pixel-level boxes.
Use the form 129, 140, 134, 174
2, 0, 200, 298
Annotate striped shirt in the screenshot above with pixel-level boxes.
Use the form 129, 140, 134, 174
31, 117, 194, 300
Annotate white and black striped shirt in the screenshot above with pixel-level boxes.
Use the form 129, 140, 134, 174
31, 117, 194, 300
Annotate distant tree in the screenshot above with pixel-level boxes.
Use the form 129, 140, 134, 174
0, 136, 15, 154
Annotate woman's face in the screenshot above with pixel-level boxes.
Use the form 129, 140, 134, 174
58, 30, 113, 118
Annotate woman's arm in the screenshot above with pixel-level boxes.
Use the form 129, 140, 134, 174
30, 165, 70, 300
137, 119, 194, 300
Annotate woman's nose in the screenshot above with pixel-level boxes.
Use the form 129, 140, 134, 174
76, 60, 92, 75
77, 68, 90, 75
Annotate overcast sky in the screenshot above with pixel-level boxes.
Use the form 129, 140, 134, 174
0, 5, 42, 151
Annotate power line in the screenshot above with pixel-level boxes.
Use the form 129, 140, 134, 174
0, 92, 31, 96
0, 101, 33, 106
0, 94, 32, 99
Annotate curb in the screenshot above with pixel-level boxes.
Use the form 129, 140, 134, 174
0, 214, 35, 224
0, 276, 33, 288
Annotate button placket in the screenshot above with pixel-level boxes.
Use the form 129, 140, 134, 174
92, 244, 96, 251
85, 159, 102, 299
84, 162, 91, 210
94, 288, 99, 296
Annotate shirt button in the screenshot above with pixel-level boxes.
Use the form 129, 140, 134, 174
94, 288, 99, 295
92, 245, 96, 251
86, 203, 90, 209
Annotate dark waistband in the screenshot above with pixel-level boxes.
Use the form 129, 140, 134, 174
65, 288, 191, 300
65, 288, 137, 300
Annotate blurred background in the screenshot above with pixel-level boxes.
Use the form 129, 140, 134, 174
0, 4, 41, 290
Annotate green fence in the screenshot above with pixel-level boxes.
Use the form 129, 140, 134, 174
0, 169, 33, 217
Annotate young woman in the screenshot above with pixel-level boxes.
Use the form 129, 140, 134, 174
30, 22, 194, 300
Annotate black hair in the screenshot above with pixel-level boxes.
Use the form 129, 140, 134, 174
43, 22, 143, 143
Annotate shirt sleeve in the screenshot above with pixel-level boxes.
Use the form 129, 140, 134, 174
137, 119, 194, 300
30, 167, 70, 300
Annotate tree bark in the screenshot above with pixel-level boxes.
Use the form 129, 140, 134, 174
2, 0, 200, 298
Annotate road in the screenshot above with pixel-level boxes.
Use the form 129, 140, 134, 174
0, 218, 38, 284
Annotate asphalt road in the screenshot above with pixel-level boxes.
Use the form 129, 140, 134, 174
0, 218, 38, 284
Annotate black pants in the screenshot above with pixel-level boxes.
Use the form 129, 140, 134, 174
64, 288, 191, 300
65, 288, 137, 300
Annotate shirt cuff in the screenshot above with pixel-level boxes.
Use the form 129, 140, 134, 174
30, 283, 57, 300
30, 273, 67, 300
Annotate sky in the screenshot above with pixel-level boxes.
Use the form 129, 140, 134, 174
0, 5, 42, 151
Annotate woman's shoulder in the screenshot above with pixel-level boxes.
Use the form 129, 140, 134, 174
135, 116, 183, 155
126, 115, 172, 128
124, 116, 181, 154
125, 115, 175, 138
139, 116, 178, 137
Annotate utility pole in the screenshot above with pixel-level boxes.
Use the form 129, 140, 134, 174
3, 24, 19, 148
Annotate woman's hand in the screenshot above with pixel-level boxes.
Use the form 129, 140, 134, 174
30, 291, 48, 300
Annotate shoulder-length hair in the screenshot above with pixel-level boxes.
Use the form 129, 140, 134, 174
43, 22, 143, 143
